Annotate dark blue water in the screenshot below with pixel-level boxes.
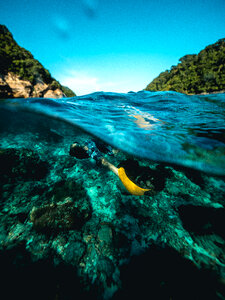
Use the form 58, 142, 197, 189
1, 91, 225, 175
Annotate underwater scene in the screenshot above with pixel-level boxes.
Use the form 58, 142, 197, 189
0, 91, 225, 299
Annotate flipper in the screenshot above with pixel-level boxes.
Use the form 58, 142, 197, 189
118, 167, 150, 196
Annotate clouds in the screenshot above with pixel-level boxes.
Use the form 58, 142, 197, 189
54, 55, 160, 96
57, 69, 132, 96
59, 71, 100, 95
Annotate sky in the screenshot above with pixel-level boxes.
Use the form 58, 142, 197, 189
1, 0, 225, 95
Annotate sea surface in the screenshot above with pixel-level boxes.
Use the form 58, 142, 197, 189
1, 90, 225, 175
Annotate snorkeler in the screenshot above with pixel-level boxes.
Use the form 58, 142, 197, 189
70, 140, 150, 196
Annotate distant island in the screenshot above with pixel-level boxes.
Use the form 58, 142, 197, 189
0, 25, 76, 99
145, 38, 225, 94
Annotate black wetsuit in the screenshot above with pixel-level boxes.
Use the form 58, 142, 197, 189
85, 140, 113, 165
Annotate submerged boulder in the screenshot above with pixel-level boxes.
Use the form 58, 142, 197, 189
30, 199, 85, 234
0, 148, 49, 183
30, 179, 92, 235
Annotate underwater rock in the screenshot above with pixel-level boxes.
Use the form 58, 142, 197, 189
178, 205, 225, 238
30, 180, 92, 234
0, 148, 49, 183
62, 237, 86, 266
46, 179, 92, 219
30, 200, 79, 234
0, 136, 225, 299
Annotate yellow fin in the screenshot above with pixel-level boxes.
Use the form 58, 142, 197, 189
118, 167, 150, 196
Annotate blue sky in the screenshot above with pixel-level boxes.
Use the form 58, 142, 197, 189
1, 0, 225, 95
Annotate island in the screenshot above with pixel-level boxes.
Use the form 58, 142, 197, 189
145, 38, 225, 94
0, 25, 76, 99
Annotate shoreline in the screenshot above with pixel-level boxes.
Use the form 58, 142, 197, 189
192, 90, 225, 96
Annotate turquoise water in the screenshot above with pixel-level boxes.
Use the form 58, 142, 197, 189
1, 91, 225, 175
0, 91, 225, 299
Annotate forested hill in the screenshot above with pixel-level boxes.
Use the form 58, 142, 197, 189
0, 25, 75, 98
145, 38, 225, 94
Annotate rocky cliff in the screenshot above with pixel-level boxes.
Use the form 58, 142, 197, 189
0, 25, 75, 98
0, 72, 67, 98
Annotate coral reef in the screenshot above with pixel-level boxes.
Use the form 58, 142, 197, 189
0, 108, 225, 300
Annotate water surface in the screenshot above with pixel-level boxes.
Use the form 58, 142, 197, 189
1, 91, 225, 175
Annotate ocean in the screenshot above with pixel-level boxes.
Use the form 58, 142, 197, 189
1, 90, 225, 175
0, 91, 225, 299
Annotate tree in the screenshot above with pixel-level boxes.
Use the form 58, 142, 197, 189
0, 25, 76, 97
145, 38, 225, 94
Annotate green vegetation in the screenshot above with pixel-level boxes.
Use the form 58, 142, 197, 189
0, 25, 76, 97
145, 38, 225, 94
61, 85, 77, 97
